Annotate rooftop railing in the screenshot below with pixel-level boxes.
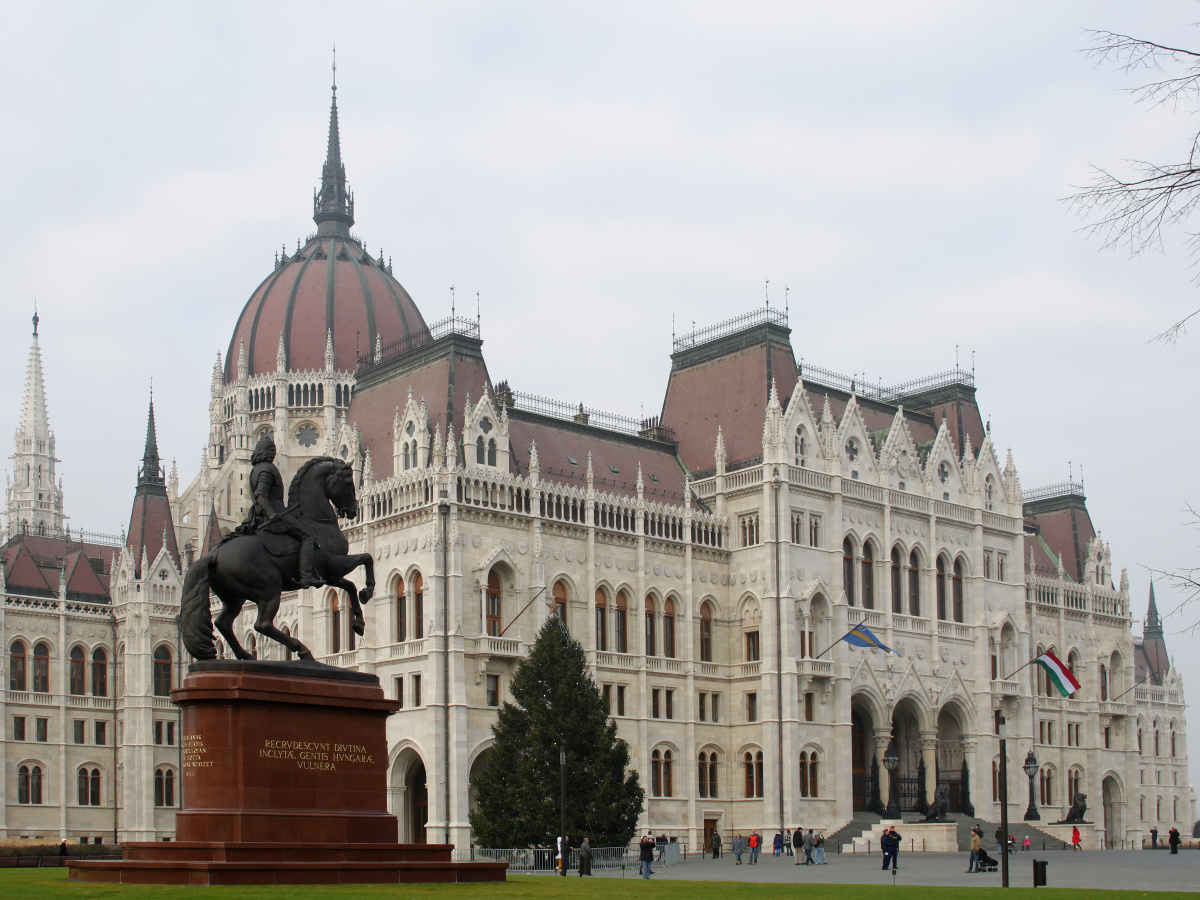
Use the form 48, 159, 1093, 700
1022, 480, 1085, 503
673, 307, 788, 352
356, 316, 481, 373
504, 390, 675, 441
799, 363, 975, 404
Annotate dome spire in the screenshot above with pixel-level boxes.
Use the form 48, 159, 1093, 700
313, 48, 354, 235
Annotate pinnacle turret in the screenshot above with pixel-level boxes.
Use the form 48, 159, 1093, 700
1146, 580, 1162, 636
138, 396, 164, 487
313, 52, 354, 235
6, 309, 64, 537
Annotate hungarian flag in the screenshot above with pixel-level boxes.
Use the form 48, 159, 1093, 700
1035, 651, 1081, 697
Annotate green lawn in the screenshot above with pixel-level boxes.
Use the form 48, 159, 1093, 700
0, 870, 1192, 900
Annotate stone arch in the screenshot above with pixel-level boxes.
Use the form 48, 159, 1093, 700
467, 738, 495, 817
389, 742, 429, 844
1102, 772, 1123, 847
851, 689, 885, 811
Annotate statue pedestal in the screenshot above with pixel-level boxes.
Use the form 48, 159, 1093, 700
1036, 822, 1102, 850
69, 662, 505, 885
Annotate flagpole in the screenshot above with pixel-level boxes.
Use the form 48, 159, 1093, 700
1107, 676, 1150, 704
1001, 658, 1037, 681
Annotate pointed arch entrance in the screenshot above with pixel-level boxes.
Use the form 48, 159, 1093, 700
850, 696, 881, 812
1102, 775, 1123, 849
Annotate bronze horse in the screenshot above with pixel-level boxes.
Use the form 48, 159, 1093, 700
180, 457, 374, 661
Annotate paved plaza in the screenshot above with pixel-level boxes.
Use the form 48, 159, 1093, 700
592, 849, 1200, 892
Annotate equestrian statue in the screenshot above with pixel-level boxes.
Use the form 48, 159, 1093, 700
180, 433, 375, 661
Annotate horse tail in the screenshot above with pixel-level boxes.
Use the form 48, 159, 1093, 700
180, 553, 217, 660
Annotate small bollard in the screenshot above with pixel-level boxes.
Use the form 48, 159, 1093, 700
1032, 858, 1048, 888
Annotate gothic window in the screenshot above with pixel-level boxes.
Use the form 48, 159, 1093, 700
91, 648, 108, 697
1171, 727, 1177, 757
645, 596, 657, 657
281, 625, 293, 661
1068, 766, 1083, 802
1099, 663, 1108, 701
938, 461, 951, 484
845, 439, 859, 461
663, 599, 676, 658
1039, 767, 1054, 806
615, 591, 629, 653
18, 765, 42, 804
152, 647, 172, 696
296, 424, 318, 448
936, 557, 948, 621
745, 629, 760, 663
908, 550, 921, 616
861, 542, 875, 610
476, 436, 485, 464
413, 573, 424, 639
487, 439, 497, 467
395, 580, 407, 643
952, 559, 964, 623
809, 515, 821, 547
69, 647, 86, 696
799, 750, 820, 798
891, 547, 903, 613
794, 428, 808, 467
486, 571, 502, 637
843, 538, 855, 605
32, 642, 49, 694
595, 589, 608, 651
553, 580, 568, 625
403, 443, 410, 471
1154, 727, 1160, 756
699, 602, 713, 662
652, 750, 662, 797
743, 750, 764, 798
330, 593, 341, 653
698, 752, 709, 798
985, 476, 996, 511
155, 768, 175, 807
78, 767, 100, 806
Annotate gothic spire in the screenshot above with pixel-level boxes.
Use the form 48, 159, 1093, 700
139, 394, 164, 487
1146, 580, 1162, 636
20, 310, 50, 444
313, 50, 354, 235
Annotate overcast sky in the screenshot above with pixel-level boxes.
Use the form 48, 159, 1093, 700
2, 3, 1198, 790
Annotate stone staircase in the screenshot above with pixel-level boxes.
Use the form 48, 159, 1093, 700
827, 811, 1069, 853
918, 813, 1068, 852
822, 811, 882, 851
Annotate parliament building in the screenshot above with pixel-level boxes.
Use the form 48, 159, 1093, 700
2, 81, 1193, 848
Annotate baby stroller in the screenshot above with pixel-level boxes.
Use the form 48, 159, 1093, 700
976, 848, 999, 872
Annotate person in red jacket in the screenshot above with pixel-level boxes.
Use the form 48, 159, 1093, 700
748, 831, 760, 864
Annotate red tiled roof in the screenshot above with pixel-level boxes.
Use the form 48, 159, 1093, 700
63, 551, 108, 598
200, 500, 223, 558
1135, 636, 1169, 686
662, 339, 797, 473
126, 488, 181, 574
2, 543, 55, 595
226, 238, 427, 380
507, 416, 686, 502
1023, 502, 1095, 584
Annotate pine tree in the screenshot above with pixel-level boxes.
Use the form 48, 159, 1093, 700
469, 616, 644, 848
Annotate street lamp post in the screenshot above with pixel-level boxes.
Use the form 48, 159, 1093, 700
999, 716, 1009, 889
1023, 750, 1040, 822
883, 740, 901, 819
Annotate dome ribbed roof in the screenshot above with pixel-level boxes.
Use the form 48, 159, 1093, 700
224, 71, 427, 381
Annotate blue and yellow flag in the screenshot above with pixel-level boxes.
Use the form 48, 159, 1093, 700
840, 623, 893, 653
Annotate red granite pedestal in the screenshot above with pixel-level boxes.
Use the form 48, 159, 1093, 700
69, 662, 505, 885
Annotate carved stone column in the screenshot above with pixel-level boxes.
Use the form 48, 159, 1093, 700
874, 734, 892, 811
919, 732, 939, 806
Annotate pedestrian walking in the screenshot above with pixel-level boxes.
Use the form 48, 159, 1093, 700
748, 831, 760, 864
881, 826, 901, 871
1169, 827, 1181, 855
657, 833, 668, 862
968, 829, 981, 872
639, 833, 655, 878
1071, 826, 1082, 852
784, 829, 794, 856
1022, 835, 1031, 852
1150, 826, 1159, 849
773, 831, 783, 857
792, 827, 804, 864
814, 832, 827, 865
710, 829, 722, 860
803, 829, 815, 865
578, 838, 592, 877
733, 833, 745, 864
995, 825, 1004, 855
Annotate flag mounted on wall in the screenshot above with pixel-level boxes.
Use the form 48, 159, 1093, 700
1034, 650, 1081, 697
840, 623, 893, 653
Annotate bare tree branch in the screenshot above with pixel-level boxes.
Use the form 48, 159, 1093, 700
1141, 504, 1200, 635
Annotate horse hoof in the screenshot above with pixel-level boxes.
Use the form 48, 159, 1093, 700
358, 588, 373, 603
352, 617, 365, 636
298, 649, 314, 660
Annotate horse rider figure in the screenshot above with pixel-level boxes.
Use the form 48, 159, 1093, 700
232, 433, 322, 588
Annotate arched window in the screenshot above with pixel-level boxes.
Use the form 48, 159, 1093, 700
91, 648, 108, 697
1156, 796, 1162, 820
413, 573, 424, 639
1068, 767, 1083, 802
486, 571, 502, 636
843, 538, 855, 605
891, 547, 903, 614
755, 751, 764, 797
1171, 727, 1177, 757
652, 749, 662, 797
908, 550, 921, 616
553, 581, 568, 625
32, 642, 50, 693
663, 599, 676, 658
155, 768, 175, 807
487, 439, 497, 467
794, 428, 807, 467
476, 436, 485, 464
1140, 796, 1145, 821
403, 443, 410, 471
699, 602, 713, 662
595, 589, 608, 651
1099, 663, 1108, 701
1137, 725, 1143, 754
281, 625, 293, 661
1039, 767, 1054, 806
69, 647, 86, 695
662, 750, 674, 796
936, 557, 948, 621
799, 751, 819, 798
615, 591, 629, 653
330, 591, 342, 653
395, 579, 407, 643
9, 642, 26, 691
644, 596, 657, 657
1154, 727, 1160, 756
861, 543, 875, 609
153, 647, 173, 696
78, 767, 100, 806
18, 765, 43, 804
698, 752, 718, 798
952, 559, 964, 623
985, 476, 995, 511
744, 752, 756, 798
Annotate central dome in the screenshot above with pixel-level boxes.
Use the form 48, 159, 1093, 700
224, 80, 426, 381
